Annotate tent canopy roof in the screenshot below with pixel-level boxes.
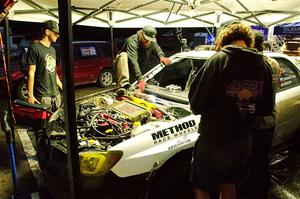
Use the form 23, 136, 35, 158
9, 0, 300, 28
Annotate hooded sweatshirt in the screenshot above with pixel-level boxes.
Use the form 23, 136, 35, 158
189, 45, 273, 142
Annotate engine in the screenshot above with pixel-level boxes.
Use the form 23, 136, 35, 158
46, 91, 192, 152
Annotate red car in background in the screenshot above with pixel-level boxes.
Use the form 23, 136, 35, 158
14, 41, 114, 100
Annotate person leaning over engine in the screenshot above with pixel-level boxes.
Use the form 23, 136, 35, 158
114, 25, 171, 94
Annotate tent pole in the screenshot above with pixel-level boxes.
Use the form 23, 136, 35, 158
109, 11, 115, 84
109, 11, 114, 60
267, 12, 300, 28
3, 18, 16, 142
110, 26, 114, 60
57, 0, 81, 198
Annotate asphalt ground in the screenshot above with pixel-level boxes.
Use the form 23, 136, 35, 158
0, 85, 300, 199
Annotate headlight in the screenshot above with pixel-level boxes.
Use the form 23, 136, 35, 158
79, 151, 123, 176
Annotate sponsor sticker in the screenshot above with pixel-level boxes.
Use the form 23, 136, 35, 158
151, 120, 197, 144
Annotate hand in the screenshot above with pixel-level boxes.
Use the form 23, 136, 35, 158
160, 56, 172, 66
27, 95, 40, 104
137, 80, 146, 91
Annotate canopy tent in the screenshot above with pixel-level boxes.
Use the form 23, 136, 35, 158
8, 0, 300, 28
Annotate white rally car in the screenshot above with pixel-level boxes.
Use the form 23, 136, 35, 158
34, 50, 300, 198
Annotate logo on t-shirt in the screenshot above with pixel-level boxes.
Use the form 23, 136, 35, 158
45, 53, 56, 73
226, 80, 263, 114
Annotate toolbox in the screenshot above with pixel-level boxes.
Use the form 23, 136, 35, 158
13, 99, 52, 130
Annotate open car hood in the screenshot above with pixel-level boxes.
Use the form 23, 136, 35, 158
133, 50, 216, 87
131, 54, 184, 88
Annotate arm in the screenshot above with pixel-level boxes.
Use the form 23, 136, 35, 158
265, 56, 281, 91
262, 60, 276, 116
152, 42, 165, 58
152, 42, 172, 66
27, 64, 39, 104
188, 59, 218, 114
56, 73, 62, 91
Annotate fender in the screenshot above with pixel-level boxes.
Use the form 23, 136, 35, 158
110, 115, 200, 177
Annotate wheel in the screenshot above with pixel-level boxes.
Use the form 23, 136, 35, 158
97, 69, 113, 88
146, 150, 193, 199
16, 79, 28, 100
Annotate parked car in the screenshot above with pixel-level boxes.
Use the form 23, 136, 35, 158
13, 41, 114, 100
13, 50, 300, 198
0, 37, 25, 97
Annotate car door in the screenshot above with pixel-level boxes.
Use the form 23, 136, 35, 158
73, 43, 101, 85
95, 42, 112, 72
273, 56, 300, 146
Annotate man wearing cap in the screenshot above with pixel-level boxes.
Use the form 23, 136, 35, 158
27, 20, 62, 112
114, 25, 171, 93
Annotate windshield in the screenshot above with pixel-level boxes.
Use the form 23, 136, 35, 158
152, 58, 206, 91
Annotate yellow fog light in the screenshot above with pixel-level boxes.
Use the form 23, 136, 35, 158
79, 151, 123, 176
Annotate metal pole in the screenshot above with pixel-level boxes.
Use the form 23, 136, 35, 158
110, 26, 114, 59
57, 0, 81, 198
109, 12, 114, 60
109, 11, 115, 85
3, 18, 16, 146
4, 18, 10, 88
1, 111, 19, 195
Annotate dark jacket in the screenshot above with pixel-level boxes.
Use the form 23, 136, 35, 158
120, 30, 165, 81
189, 45, 273, 142
254, 56, 280, 129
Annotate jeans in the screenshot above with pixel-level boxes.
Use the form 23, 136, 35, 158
114, 52, 130, 88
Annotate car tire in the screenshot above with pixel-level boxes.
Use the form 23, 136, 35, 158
145, 150, 193, 199
97, 69, 113, 88
16, 79, 28, 100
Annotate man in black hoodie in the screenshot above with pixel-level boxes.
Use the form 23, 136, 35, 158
189, 22, 274, 199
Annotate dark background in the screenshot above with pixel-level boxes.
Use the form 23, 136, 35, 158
6, 20, 216, 56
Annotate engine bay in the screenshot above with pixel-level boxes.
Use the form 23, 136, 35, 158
47, 90, 192, 152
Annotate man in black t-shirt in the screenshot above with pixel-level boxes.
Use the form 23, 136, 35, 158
27, 20, 62, 112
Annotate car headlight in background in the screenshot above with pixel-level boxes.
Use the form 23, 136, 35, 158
79, 151, 123, 176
